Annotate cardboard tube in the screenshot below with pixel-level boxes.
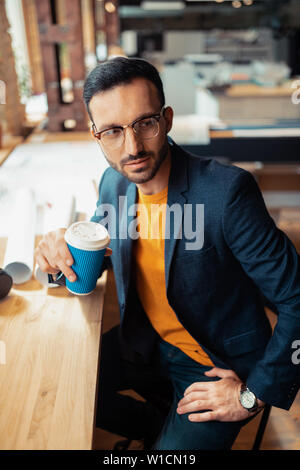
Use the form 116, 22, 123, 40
3, 188, 36, 284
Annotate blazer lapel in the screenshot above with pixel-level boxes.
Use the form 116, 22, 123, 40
165, 142, 188, 290
118, 141, 189, 299
119, 182, 137, 302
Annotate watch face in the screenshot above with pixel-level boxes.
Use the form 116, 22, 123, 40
241, 390, 256, 409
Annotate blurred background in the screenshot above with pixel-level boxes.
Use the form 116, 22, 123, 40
0, 0, 300, 147
1, 0, 300, 245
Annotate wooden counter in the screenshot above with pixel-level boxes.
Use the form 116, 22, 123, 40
0, 237, 107, 450
226, 83, 294, 98
215, 82, 300, 122
234, 162, 300, 191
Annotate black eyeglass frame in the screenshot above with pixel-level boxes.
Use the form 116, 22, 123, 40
91, 107, 165, 145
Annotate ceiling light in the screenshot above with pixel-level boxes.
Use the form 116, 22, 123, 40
105, 1, 116, 13
243, 0, 253, 5
64, 119, 77, 129
232, 0, 242, 7
141, 1, 185, 10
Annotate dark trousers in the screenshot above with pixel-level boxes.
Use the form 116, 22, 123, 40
96, 326, 255, 450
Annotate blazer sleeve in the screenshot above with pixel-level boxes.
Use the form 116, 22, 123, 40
90, 168, 111, 274
222, 170, 300, 410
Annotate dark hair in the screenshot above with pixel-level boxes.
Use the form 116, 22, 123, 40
83, 57, 165, 122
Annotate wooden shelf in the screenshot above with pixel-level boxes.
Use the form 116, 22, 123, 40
0, 134, 24, 166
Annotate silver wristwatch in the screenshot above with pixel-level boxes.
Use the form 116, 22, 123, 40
239, 383, 259, 413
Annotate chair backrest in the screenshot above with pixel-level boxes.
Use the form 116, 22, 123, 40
252, 404, 272, 450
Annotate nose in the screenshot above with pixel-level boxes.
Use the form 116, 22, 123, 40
124, 126, 143, 156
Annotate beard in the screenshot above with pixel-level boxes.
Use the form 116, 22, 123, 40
101, 138, 169, 184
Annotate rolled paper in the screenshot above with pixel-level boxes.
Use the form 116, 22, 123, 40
34, 268, 58, 288
3, 188, 36, 284
34, 195, 76, 286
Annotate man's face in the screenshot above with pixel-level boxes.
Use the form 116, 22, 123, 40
89, 78, 173, 184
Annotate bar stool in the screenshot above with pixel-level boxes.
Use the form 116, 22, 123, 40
252, 404, 271, 450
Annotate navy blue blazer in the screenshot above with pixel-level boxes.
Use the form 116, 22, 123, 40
89, 139, 300, 410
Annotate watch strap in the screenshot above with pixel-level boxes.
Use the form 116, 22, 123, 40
48, 272, 66, 286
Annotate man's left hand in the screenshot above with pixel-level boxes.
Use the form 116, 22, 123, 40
177, 367, 263, 422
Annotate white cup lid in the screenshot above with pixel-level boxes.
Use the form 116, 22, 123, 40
65, 222, 110, 251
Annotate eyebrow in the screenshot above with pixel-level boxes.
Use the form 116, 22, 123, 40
97, 110, 161, 133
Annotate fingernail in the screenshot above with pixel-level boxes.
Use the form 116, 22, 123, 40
69, 275, 75, 282
66, 259, 73, 266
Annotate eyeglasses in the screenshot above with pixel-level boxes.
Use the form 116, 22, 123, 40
92, 107, 165, 149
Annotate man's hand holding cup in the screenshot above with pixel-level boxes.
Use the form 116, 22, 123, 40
35, 222, 111, 294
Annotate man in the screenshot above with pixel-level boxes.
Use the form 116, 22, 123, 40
35, 57, 300, 450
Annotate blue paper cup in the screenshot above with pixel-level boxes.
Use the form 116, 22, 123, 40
64, 222, 110, 295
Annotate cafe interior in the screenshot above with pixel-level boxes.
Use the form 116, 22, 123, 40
0, 0, 299, 451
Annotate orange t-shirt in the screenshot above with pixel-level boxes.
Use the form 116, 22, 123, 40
132, 186, 214, 367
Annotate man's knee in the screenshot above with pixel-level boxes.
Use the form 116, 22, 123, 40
153, 411, 243, 450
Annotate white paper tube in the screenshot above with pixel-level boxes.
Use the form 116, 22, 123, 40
34, 195, 76, 286
3, 188, 36, 284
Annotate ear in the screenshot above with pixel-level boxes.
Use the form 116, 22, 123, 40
163, 106, 174, 134
90, 123, 97, 139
